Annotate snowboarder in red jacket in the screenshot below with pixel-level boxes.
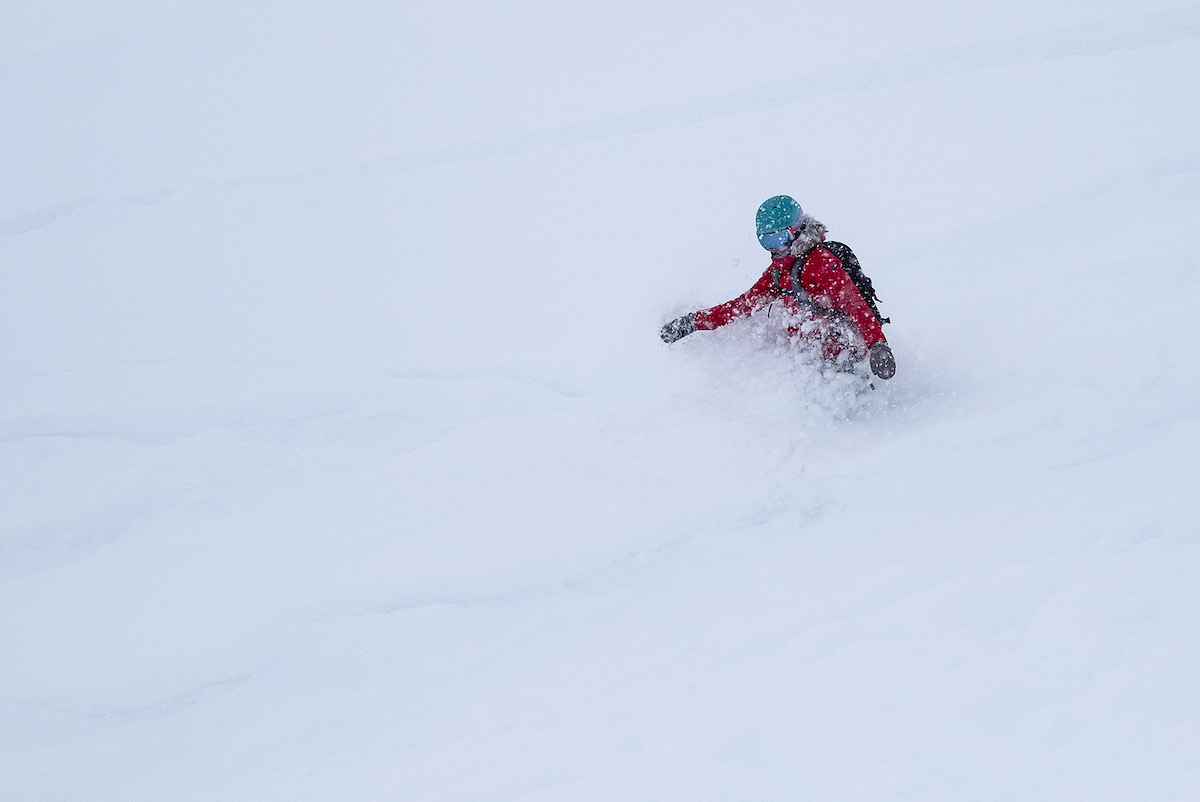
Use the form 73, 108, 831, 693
660, 195, 896, 380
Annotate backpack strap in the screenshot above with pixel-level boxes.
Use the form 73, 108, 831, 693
771, 254, 824, 313
770, 259, 813, 306
788, 257, 815, 307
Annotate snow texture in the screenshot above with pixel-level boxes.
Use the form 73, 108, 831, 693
2, 1, 1199, 799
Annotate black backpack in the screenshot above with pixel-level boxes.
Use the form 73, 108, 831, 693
819, 241, 889, 327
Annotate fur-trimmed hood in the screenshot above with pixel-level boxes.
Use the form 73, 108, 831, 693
781, 215, 828, 259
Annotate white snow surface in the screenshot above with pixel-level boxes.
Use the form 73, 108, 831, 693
3, 2, 1200, 798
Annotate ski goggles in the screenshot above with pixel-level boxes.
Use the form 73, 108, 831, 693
757, 228, 794, 250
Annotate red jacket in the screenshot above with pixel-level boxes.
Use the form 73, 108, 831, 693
692, 245, 886, 349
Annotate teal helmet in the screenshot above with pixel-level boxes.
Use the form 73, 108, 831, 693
755, 195, 803, 236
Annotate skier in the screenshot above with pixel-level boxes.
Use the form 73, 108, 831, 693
659, 195, 896, 380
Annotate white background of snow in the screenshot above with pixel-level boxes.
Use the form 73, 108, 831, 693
2, 1, 1199, 798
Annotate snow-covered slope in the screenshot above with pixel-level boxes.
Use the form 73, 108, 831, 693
2, 2, 1199, 798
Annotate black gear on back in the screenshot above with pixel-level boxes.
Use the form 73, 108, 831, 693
820, 241, 889, 327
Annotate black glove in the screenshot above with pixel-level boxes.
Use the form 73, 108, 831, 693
660, 313, 697, 344
869, 341, 896, 379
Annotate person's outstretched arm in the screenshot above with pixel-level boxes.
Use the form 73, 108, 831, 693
660, 268, 779, 343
